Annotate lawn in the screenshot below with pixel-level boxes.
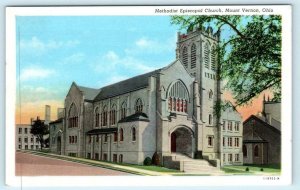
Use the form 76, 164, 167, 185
119, 163, 180, 173
222, 164, 281, 174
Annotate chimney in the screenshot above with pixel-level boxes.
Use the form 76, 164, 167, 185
45, 105, 51, 124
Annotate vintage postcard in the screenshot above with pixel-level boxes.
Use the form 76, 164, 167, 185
6, 5, 292, 187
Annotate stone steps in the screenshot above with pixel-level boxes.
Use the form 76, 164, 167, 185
171, 153, 224, 174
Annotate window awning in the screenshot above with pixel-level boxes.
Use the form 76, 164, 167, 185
86, 127, 117, 135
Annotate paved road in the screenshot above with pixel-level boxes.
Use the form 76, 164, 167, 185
15, 152, 134, 176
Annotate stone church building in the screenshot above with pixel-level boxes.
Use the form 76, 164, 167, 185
49, 27, 243, 169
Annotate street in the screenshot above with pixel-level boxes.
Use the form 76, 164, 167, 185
15, 151, 134, 176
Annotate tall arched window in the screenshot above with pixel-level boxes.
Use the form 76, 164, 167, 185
190, 43, 196, 69
167, 80, 189, 113
132, 127, 136, 141
209, 114, 213, 125
119, 128, 124, 142
95, 107, 100, 127
254, 145, 259, 157
243, 145, 247, 157
68, 103, 78, 128
110, 104, 117, 125
182, 46, 188, 68
211, 45, 216, 71
120, 101, 127, 119
100, 105, 107, 127
135, 98, 143, 113
204, 43, 210, 69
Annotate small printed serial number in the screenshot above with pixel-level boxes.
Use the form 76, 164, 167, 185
263, 176, 280, 180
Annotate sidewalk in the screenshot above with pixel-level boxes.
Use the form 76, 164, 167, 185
20, 150, 180, 176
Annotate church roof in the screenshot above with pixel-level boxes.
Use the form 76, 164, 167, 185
94, 69, 161, 101
74, 59, 184, 102
118, 112, 149, 123
77, 86, 101, 101
86, 127, 118, 135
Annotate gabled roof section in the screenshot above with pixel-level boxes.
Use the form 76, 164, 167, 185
77, 85, 101, 101
94, 69, 161, 101
243, 115, 281, 134
161, 59, 194, 78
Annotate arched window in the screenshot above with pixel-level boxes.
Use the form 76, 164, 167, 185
182, 46, 188, 68
190, 43, 196, 69
209, 114, 213, 125
110, 104, 117, 125
132, 127, 136, 141
243, 145, 247, 157
95, 107, 100, 127
204, 43, 210, 69
120, 101, 127, 119
135, 98, 143, 113
209, 90, 213, 99
113, 132, 118, 142
119, 128, 124, 142
254, 145, 259, 157
100, 105, 108, 127
167, 80, 189, 113
211, 45, 216, 71
68, 103, 78, 128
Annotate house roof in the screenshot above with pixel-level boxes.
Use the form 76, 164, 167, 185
94, 69, 161, 101
243, 115, 281, 134
118, 112, 149, 123
49, 118, 63, 125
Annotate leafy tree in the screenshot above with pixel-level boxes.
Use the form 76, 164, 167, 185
171, 15, 281, 106
30, 117, 49, 150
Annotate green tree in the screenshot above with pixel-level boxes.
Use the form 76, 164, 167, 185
30, 117, 49, 150
171, 15, 281, 106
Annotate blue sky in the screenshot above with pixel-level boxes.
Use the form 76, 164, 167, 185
16, 16, 181, 122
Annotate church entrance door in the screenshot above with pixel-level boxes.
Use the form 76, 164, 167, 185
171, 133, 177, 152
170, 126, 193, 157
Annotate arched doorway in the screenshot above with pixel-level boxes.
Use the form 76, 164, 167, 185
170, 126, 194, 157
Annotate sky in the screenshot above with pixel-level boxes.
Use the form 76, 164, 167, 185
16, 16, 267, 124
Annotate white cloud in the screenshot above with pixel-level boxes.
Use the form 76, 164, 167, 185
126, 35, 177, 55
98, 75, 129, 87
104, 51, 119, 62
136, 38, 152, 48
60, 53, 85, 64
20, 67, 55, 81
93, 51, 156, 74
20, 36, 80, 54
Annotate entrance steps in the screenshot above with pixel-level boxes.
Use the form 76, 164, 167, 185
167, 153, 224, 175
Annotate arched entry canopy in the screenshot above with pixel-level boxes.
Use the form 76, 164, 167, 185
170, 126, 194, 158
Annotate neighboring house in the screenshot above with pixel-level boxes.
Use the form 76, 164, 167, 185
16, 105, 51, 150
49, 118, 64, 155
243, 99, 281, 165
50, 26, 243, 168
15, 124, 41, 150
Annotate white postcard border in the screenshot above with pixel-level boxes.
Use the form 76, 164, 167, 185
5, 5, 292, 187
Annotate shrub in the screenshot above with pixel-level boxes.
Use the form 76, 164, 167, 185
143, 157, 152, 166
245, 167, 249, 172
260, 168, 264, 172
152, 152, 160, 165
